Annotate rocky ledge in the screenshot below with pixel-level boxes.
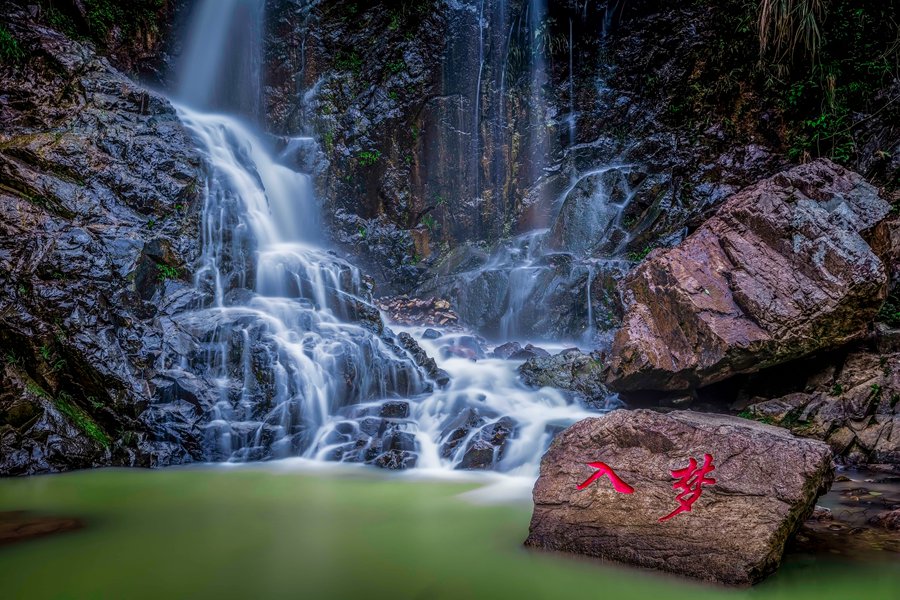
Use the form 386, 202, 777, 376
525, 410, 834, 585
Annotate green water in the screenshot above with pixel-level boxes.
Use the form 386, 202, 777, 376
0, 466, 897, 599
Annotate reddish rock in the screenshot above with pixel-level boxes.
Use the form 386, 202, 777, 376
525, 410, 833, 585
607, 159, 891, 392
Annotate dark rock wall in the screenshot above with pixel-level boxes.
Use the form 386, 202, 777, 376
258, 0, 898, 296
0, 5, 206, 474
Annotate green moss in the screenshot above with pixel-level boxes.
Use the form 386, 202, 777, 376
737, 409, 776, 425
156, 263, 180, 282
55, 392, 110, 447
357, 149, 381, 167
39, 0, 164, 48
0, 25, 25, 64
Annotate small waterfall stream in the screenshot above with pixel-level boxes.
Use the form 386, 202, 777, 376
168, 0, 616, 474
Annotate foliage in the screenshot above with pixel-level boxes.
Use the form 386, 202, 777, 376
420, 214, 437, 232
40, 0, 166, 47
55, 391, 110, 447
668, 0, 900, 169
878, 290, 900, 327
0, 25, 24, 64
335, 51, 363, 75
156, 263, 179, 282
758, 0, 826, 64
357, 149, 381, 166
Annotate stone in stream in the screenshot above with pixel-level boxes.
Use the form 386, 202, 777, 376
456, 417, 517, 470
524, 410, 834, 585
606, 159, 891, 392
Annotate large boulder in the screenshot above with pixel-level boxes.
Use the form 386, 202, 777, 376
607, 159, 891, 392
525, 410, 833, 585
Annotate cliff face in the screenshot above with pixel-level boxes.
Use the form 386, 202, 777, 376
0, 4, 207, 474
259, 0, 898, 300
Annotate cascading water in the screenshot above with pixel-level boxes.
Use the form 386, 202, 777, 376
167, 0, 614, 474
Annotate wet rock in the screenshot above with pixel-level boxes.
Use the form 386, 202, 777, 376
0, 511, 83, 547
457, 417, 516, 470
378, 401, 410, 420
439, 408, 486, 459
607, 160, 891, 392
509, 344, 551, 361
492, 342, 523, 359
373, 449, 418, 470
376, 296, 459, 327
421, 328, 442, 340
742, 349, 900, 464
519, 349, 610, 404
869, 509, 900, 531
396, 332, 450, 388
525, 410, 834, 585
0, 6, 204, 474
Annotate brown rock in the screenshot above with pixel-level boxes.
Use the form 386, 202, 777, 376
744, 349, 900, 464
607, 159, 890, 392
525, 410, 833, 585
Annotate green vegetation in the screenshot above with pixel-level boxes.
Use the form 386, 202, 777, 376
738, 409, 772, 424
39, 0, 165, 47
54, 391, 110, 447
877, 290, 900, 327
665, 1, 899, 170
387, 59, 406, 74
156, 264, 179, 282
357, 149, 382, 166
335, 51, 363, 75
0, 25, 25, 63
626, 244, 655, 262
420, 214, 437, 232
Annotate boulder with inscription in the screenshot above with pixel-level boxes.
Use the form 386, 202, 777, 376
524, 410, 834, 585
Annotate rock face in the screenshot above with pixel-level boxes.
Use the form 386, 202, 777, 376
744, 347, 900, 465
607, 160, 891, 392
0, 7, 206, 474
525, 410, 834, 585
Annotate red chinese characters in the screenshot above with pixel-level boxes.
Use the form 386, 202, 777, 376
576, 462, 635, 494
575, 453, 717, 522
658, 453, 716, 522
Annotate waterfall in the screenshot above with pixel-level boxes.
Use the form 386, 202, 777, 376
166, 0, 612, 473
177, 0, 264, 120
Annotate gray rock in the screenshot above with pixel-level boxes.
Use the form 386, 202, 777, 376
519, 349, 610, 404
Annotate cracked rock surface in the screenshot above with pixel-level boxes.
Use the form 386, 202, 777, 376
607, 159, 891, 392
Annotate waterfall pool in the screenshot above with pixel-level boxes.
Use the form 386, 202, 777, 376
1, 466, 897, 599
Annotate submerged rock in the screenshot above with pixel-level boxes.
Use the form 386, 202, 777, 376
525, 410, 833, 585
607, 160, 891, 392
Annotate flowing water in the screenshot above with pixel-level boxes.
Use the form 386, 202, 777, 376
164, 0, 612, 470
